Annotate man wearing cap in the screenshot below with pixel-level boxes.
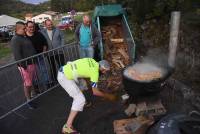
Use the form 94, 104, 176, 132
57, 58, 115, 134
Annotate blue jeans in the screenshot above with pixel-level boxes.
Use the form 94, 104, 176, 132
35, 56, 50, 87
79, 46, 94, 58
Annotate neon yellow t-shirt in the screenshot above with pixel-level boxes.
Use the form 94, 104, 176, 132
63, 58, 99, 83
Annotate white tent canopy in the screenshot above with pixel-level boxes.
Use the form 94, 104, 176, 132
0, 15, 25, 27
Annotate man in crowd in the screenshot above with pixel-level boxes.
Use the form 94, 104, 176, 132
75, 15, 101, 59
25, 21, 49, 90
41, 19, 65, 82
11, 21, 37, 109
57, 58, 116, 134
26, 21, 48, 53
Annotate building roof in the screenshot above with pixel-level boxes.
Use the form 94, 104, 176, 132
43, 11, 59, 16
32, 13, 51, 19
0, 15, 25, 27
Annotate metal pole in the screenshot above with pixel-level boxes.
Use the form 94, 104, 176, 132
97, 16, 103, 60
168, 11, 181, 68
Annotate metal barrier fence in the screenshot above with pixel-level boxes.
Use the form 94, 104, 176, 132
0, 42, 80, 119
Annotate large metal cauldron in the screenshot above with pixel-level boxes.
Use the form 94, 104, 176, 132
123, 11, 180, 98
123, 64, 174, 97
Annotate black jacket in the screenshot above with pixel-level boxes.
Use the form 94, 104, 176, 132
11, 34, 37, 68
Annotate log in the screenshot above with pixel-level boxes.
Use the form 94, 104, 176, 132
110, 38, 124, 43
112, 59, 125, 68
125, 104, 136, 116
135, 102, 147, 116
112, 55, 121, 60
118, 48, 129, 60
135, 100, 166, 116
113, 61, 122, 68
113, 116, 154, 134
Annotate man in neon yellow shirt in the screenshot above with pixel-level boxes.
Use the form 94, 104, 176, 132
57, 58, 114, 134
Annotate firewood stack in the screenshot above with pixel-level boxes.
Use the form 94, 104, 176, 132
98, 20, 131, 93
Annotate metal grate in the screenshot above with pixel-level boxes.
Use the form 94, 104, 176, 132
0, 42, 80, 118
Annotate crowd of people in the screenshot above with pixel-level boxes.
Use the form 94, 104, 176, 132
11, 15, 116, 134
11, 18, 65, 109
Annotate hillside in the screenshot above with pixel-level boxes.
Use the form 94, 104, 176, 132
0, 0, 50, 19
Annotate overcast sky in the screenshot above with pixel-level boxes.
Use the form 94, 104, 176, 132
21, 0, 49, 5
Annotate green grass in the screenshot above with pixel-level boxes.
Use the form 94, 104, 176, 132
63, 29, 75, 44
53, 18, 76, 44
58, 15, 85, 44
53, 19, 60, 25
74, 15, 83, 22
0, 44, 11, 59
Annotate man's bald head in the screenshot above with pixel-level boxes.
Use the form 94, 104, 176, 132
15, 21, 26, 35
83, 15, 91, 26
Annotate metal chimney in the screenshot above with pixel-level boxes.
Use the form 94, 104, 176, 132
168, 11, 181, 68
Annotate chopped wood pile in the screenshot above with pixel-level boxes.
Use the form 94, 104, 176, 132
99, 19, 131, 92
101, 21, 130, 70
